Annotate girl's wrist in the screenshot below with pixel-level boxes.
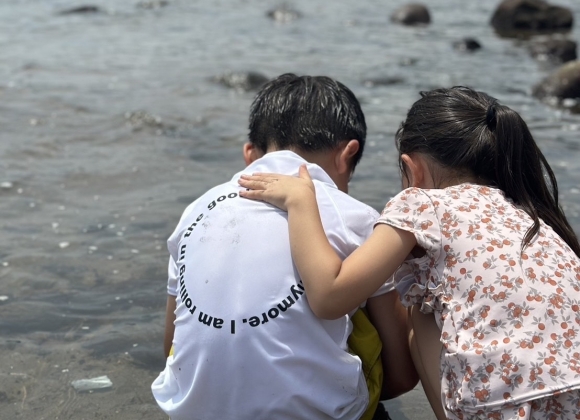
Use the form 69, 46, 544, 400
286, 188, 316, 211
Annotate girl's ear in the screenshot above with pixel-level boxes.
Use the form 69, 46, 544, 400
401, 153, 425, 188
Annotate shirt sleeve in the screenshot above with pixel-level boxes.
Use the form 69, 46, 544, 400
374, 188, 443, 310
165, 198, 202, 297
167, 255, 178, 296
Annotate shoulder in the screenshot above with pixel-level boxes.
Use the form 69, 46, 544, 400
316, 182, 379, 221
314, 182, 380, 250
167, 182, 234, 244
383, 187, 436, 214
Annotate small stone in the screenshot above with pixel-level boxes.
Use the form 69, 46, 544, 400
453, 38, 482, 52
58, 6, 101, 15
136, 1, 169, 10
390, 3, 431, 26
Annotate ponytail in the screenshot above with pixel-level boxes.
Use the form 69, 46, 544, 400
491, 105, 580, 257
397, 86, 580, 257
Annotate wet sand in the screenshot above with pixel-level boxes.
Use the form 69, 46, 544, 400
0, 344, 435, 420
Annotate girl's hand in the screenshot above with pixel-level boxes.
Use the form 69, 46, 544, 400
238, 164, 315, 211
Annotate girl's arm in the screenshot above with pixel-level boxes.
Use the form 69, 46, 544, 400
239, 165, 417, 319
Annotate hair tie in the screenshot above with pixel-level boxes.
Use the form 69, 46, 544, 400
486, 103, 497, 131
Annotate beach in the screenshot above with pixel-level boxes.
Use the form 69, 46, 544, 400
1, 0, 579, 419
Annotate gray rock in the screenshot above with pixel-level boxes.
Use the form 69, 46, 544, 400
58, 5, 101, 15
390, 3, 431, 26
490, 0, 573, 36
533, 60, 580, 100
453, 38, 482, 52
213, 72, 269, 92
529, 38, 577, 63
362, 76, 405, 87
136, 0, 169, 9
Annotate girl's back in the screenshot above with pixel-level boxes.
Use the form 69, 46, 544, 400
378, 182, 580, 413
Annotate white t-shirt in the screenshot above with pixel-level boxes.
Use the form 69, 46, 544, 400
151, 151, 389, 420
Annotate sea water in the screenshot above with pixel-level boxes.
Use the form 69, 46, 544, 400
0, 1, 579, 419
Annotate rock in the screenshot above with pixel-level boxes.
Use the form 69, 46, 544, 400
452, 38, 482, 52
362, 76, 405, 87
529, 38, 577, 63
390, 4, 431, 26
267, 6, 301, 23
213, 72, 269, 92
58, 5, 101, 15
532, 60, 580, 100
136, 0, 169, 9
125, 110, 163, 129
124, 110, 179, 136
490, 0, 573, 36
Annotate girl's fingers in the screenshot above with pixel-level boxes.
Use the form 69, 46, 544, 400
238, 189, 264, 200
239, 178, 272, 190
298, 164, 311, 181
239, 173, 280, 183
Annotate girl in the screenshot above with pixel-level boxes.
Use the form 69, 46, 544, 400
238, 87, 580, 420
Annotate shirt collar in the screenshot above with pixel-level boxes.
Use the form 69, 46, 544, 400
233, 150, 337, 189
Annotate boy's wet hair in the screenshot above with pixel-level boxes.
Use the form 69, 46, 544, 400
249, 73, 366, 169
396, 86, 580, 257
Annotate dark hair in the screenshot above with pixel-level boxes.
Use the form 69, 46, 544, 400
396, 86, 580, 257
249, 73, 367, 168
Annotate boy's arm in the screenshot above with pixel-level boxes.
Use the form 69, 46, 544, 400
163, 295, 177, 358
366, 291, 419, 399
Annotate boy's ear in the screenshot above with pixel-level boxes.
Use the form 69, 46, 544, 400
243, 143, 263, 166
335, 140, 360, 175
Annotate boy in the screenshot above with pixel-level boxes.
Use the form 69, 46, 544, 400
152, 73, 417, 419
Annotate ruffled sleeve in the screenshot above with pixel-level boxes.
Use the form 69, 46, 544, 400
375, 188, 445, 315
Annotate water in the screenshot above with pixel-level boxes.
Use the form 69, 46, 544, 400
1, 1, 579, 419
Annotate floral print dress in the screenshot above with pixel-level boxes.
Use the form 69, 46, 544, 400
376, 184, 580, 417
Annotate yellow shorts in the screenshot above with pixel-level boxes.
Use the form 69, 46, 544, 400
348, 308, 383, 420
